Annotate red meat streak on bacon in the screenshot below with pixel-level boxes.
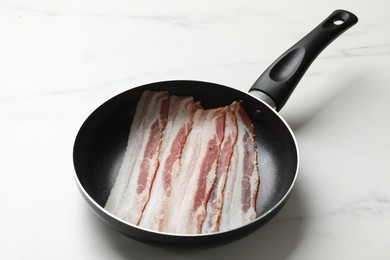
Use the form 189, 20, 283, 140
138, 96, 196, 231
219, 102, 259, 231
104, 91, 165, 214
202, 107, 238, 233
136, 121, 162, 194
193, 133, 220, 230
170, 108, 225, 234
115, 93, 170, 225
238, 104, 259, 214
162, 128, 187, 190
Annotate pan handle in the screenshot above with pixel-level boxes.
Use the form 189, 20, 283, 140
249, 9, 358, 111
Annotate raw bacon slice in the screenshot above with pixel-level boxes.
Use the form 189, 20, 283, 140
138, 95, 197, 231
105, 90, 163, 214
109, 91, 170, 225
202, 107, 238, 233
219, 101, 259, 231
164, 107, 226, 234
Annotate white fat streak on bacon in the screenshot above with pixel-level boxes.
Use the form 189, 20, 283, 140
219, 102, 259, 231
138, 95, 197, 231
114, 91, 170, 225
105, 90, 159, 213
164, 107, 226, 234
202, 107, 238, 233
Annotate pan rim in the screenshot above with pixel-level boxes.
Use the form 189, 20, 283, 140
72, 79, 300, 238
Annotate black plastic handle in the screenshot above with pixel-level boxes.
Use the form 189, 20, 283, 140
249, 10, 358, 111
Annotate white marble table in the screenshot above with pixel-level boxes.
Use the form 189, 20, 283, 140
1, 1, 389, 259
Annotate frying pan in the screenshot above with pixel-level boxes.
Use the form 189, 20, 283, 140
73, 10, 358, 245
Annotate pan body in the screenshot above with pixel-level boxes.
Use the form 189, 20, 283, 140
73, 80, 299, 245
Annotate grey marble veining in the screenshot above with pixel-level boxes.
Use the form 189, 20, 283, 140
1, 1, 390, 259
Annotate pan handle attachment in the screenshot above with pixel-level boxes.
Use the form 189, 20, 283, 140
249, 9, 358, 111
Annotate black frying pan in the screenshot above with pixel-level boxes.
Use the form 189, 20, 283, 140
73, 10, 358, 246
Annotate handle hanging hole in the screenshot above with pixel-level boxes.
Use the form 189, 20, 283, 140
333, 17, 345, 25
322, 11, 350, 29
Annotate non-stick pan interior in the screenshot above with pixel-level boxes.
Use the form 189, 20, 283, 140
73, 80, 298, 231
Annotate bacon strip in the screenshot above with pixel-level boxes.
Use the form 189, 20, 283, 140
202, 107, 238, 233
138, 95, 197, 231
219, 102, 259, 231
105, 90, 162, 213
164, 107, 226, 234
111, 91, 170, 225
